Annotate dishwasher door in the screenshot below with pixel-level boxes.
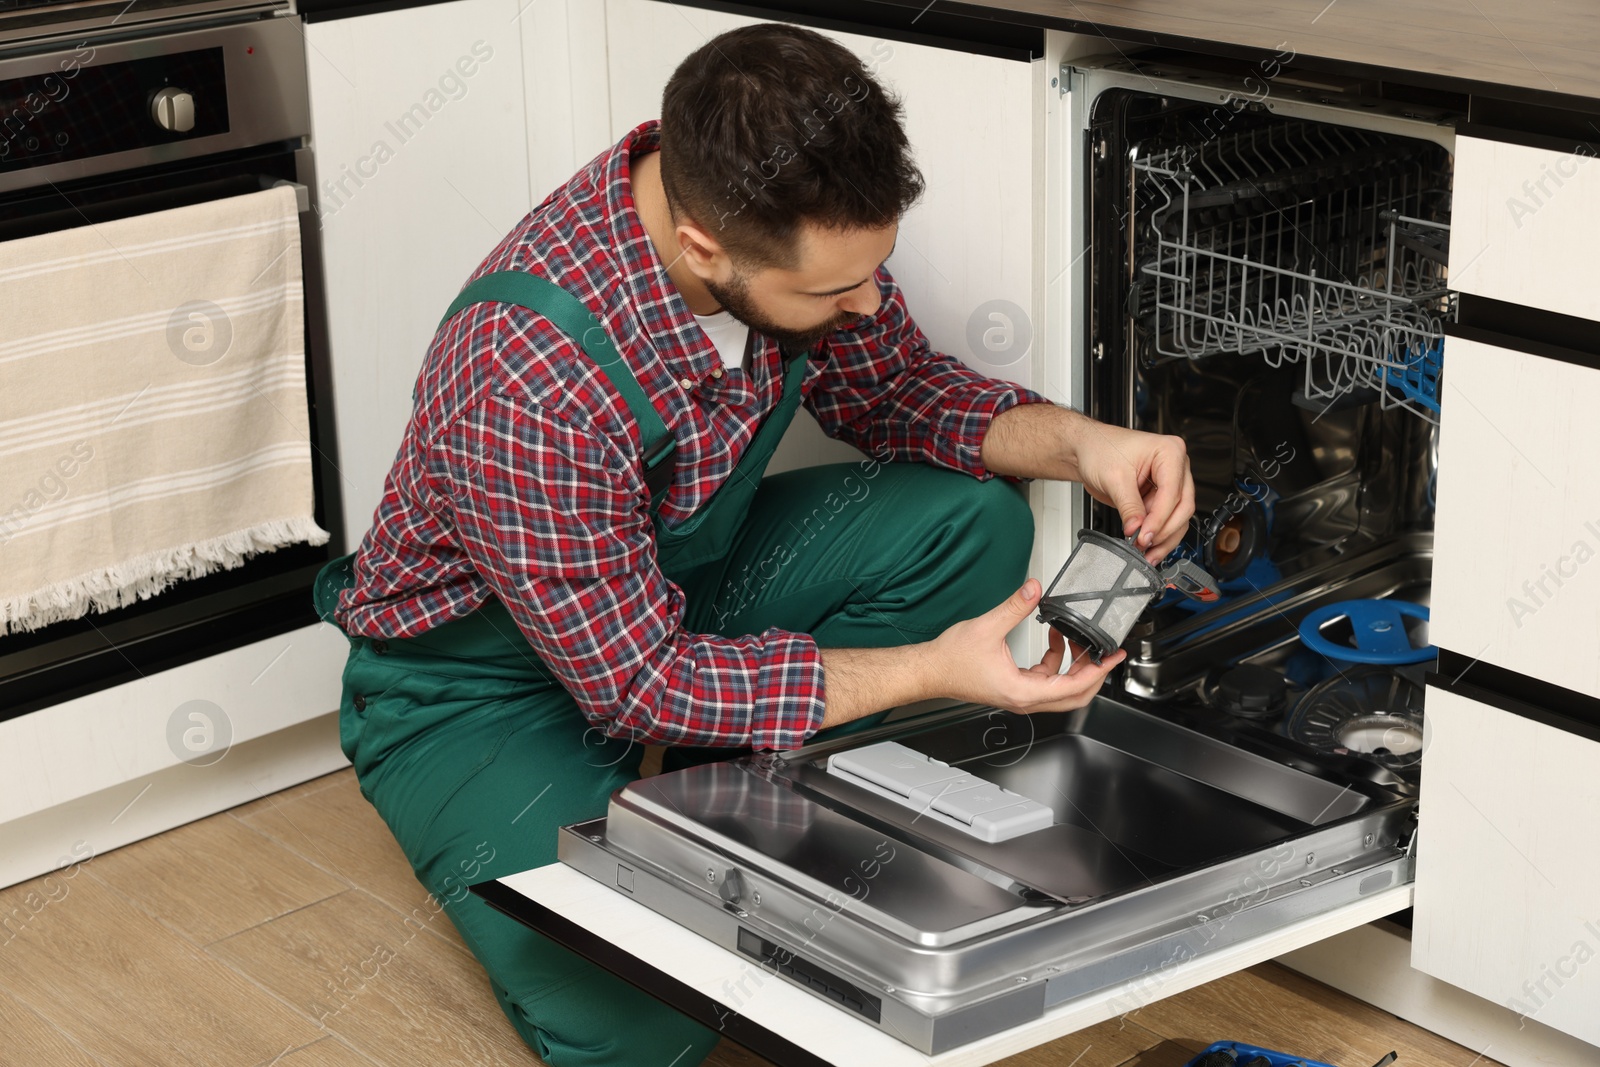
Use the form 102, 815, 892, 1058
556, 699, 1416, 1054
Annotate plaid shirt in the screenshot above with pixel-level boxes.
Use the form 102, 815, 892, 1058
335, 120, 1048, 750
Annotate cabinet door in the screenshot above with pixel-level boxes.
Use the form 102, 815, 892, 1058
305, 0, 531, 549
1430, 332, 1600, 701
518, 0, 611, 205
1450, 134, 1600, 323
1412, 684, 1600, 1046
598, 0, 1039, 475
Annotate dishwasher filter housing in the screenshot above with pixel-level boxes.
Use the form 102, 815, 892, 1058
1037, 530, 1221, 662
558, 55, 1453, 1054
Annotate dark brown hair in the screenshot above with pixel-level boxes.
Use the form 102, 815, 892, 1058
657, 23, 924, 268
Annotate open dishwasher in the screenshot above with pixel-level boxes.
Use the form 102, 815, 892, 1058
553, 55, 1457, 1055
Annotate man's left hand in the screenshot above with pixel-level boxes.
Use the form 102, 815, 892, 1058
980, 403, 1196, 563
1070, 421, 1194, 563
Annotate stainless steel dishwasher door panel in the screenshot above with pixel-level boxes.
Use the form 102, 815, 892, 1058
562, 700, 1416, 1015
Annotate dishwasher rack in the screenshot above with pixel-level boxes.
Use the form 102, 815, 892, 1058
1131, 121, 1454, 423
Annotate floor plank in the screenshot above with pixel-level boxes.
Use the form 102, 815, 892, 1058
233, 773, 466, 950
992, 1016, 1168, 1067
251, 1035, 379, 1067
1113, 1039, 1210, 1067
0, 871, 320, 1067
0, 988, 107, 1067
229, 769, 350, 820
85, 813, 348, 946
208, 889, 533, 1067
1126, 962, 1503, 1067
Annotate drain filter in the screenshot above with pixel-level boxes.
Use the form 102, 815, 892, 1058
1037, 530, 1220, 663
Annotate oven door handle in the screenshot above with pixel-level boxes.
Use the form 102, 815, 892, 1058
270, 179, 311, 214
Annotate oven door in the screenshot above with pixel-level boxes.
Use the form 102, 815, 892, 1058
0, 145, 343, 719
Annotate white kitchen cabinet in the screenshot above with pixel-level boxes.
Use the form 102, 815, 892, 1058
1430, 333, 1600, 701
598, 0, 1040, 476
305, 0, 532, 549
0, 624, 348, 888
1450, 135, 1600, 323
518, 0, 612, 205
1412, 684, 1600, 1046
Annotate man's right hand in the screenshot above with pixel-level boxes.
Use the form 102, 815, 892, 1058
925, 578, 1124, 715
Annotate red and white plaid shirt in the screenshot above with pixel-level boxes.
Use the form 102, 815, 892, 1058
335, 120, 1049, 750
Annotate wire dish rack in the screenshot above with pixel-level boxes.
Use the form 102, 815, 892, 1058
1131, 122, 1454, 423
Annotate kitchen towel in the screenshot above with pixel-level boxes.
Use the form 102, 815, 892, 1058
0, 185, 328, 634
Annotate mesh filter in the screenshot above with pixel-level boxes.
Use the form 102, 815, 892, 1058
1037, 531, 1162, 658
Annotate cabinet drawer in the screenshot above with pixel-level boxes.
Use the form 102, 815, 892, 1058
1412, 685, 1600, 1046
1450, 135, 1600, 322
1432, 333, 1600, 700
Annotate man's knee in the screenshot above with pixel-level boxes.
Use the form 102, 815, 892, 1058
931, 471, 1034, 569
891, 469, 1033, 625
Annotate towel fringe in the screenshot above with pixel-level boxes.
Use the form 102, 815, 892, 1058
0, 517, 331, 636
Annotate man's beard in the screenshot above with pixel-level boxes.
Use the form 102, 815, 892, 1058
703, 273, 862, 353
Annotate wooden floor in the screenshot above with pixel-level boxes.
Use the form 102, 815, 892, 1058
0, 767, 1503, 1067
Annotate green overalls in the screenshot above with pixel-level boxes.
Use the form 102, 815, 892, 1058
312, 272, 1034, 1067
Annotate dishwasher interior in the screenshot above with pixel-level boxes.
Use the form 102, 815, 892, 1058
553, 56, 1457, 1054
1081, 56, 1453, 780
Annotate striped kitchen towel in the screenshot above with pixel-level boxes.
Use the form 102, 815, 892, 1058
0, 185, 329, 635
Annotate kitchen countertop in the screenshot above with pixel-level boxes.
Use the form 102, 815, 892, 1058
930, 0, 1600, 106
301, 0, 1600, 112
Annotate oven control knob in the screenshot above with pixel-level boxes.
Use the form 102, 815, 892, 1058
151, 88, 196, 133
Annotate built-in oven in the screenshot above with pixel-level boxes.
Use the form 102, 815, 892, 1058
0, 11, 342, 718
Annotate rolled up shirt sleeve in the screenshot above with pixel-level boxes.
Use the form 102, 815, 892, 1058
804, 266, 1053, 478
432, 394, 826, 750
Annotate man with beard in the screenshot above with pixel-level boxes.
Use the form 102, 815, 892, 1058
314, 20, 1194, 1067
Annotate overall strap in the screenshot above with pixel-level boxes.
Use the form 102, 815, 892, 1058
439, 271, 677, 500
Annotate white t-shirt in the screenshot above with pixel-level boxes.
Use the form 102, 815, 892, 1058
692, 308, 750, 372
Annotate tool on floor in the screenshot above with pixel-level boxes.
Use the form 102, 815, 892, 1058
1037, 530, 1220, 663
1184, 1040, 1379, 1067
